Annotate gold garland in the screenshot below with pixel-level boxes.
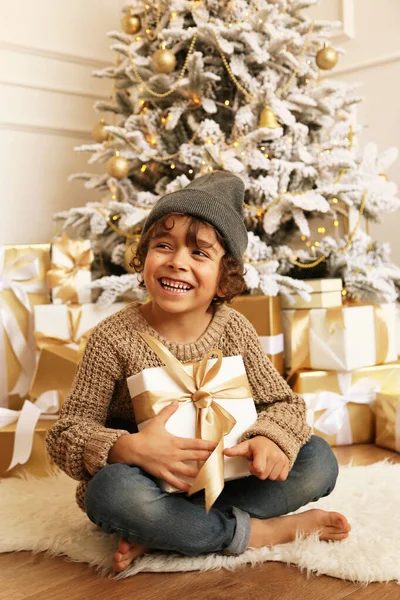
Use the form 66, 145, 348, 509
144, 2, 162, 41
212, 20, 315, 104
113, 127, 199, 161
128, 32, 198, 98
95, 208, 143, 241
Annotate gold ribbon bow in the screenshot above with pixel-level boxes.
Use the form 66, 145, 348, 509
134, 333, 252, 512
35, 304, 90, 358
47, 233, 93, 303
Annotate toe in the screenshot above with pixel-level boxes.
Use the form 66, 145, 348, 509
328, 512, 349, 530
118, 539, 131, 554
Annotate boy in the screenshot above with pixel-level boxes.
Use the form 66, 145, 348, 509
46, 172, 350, 573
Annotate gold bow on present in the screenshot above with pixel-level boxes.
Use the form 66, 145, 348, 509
47, 233, 93, 303
35, 304, 90, 358
133, 333, 252, 513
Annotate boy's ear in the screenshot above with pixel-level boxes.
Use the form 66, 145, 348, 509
215, 285, 226, 299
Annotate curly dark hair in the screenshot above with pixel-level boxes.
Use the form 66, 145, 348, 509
130, 213, 247, 305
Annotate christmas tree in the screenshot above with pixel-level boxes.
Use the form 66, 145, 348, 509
55, 0, 400, 307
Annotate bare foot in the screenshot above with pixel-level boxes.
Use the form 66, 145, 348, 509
112, 538, 151, 572
248, 509, 351, 549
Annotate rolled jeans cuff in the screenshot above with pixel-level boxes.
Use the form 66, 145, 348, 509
223, 506, 251, 555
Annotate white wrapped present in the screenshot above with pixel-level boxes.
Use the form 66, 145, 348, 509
127, 333, 257, 512
34, 302, 127, 351
283, 303, 397, 373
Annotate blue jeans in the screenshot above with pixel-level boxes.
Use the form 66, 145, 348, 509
84, 435, 338, 556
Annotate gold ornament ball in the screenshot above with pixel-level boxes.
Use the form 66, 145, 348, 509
121, 11, 141, 35
106, 155, 130, 179
259, 106, 280, 129
124, 242, 139, 273
316, 46, 338, 70
92, 119, 110, 143
151, 48, 176, 74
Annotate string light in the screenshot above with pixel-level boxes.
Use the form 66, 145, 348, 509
224, 100, 230, 106
140, 165, 147, 172
334, 220, 339, 227
170, 163, 176, 169
301, 235, 306, 241
332, 197, 339, 204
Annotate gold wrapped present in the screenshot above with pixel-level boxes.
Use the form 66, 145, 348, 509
375, 391, 400, 453
289, 363, 400, 446
281, 279, 343, 310
230, 295, 284, 375
283, 303, 397, 373
0, 418, 56, 478
29, 345, 79, 405
0, 244, 50, 407
47, 233, 93, 304
127, 333, 257, 513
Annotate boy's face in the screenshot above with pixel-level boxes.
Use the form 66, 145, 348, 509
142, 214, 225, 317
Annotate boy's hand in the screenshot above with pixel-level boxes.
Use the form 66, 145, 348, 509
108, 401, 217, 493
223, 436, 290, 481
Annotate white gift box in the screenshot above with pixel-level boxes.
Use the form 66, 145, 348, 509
127, 355, 258, 494
34, 302, 127, 350
283, 303, 397, 372
50, 238, 92, 304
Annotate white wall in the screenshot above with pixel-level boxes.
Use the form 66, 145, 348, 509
1, 0, 400, 266
0, 0, 123, 244
308, 0, 400, 265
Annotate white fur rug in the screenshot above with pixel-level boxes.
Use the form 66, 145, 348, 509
1, 462, 400, 584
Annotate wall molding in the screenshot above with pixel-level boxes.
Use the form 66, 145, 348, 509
330, 0, 355, 43
0, 40, 113, 69
0, 79, 109, 101
331, 51, 400, 77
0, 121, 93, 140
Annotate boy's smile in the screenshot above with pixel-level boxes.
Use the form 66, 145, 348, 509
141, 214, 225, 321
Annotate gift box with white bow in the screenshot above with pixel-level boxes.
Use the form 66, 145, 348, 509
289, 362, 400, 446
230, 294, 284, 375
47, 233, 93, 305
282, 303, 397, 373
0, 244, 50, 409
127, 333, 257, 512
0, 397, 59, 477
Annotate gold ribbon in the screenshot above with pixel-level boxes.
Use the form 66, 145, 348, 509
231, 295, 284, 374
35, 304, 89, 356
133, 333, 252, 512
287, 305, 388, 376
47, 233, 93, 303
374, 305, 389, 366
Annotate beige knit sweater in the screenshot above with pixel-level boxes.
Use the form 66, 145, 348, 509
46, 302, 311, 511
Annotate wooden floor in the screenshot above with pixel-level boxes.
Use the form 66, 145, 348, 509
1, 445, 399, 600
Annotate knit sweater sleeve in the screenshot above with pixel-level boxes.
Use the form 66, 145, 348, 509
233, 311, 312, 465
45, 322, 130, 481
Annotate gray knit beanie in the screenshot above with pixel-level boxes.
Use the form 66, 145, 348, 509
141, 172, 248, 259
